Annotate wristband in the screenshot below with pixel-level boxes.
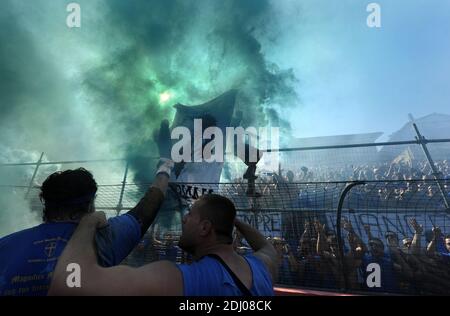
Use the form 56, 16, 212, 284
156, 158, 174, 177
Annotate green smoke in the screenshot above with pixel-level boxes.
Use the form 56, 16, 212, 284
0, 0, 300, 235
82, 0, 299, 181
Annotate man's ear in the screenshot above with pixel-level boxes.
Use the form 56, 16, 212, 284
199, 220, 213, 237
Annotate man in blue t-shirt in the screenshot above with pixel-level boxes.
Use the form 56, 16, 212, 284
48, 194, 278, 296
0, 121, 174, 296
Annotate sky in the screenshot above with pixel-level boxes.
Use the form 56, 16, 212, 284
272, 0, 450, 140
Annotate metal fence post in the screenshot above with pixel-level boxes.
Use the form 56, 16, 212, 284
116, 162, 129, 216
412, 123, 450, 211
336, 181, 365, 292
25, 152, 44, 198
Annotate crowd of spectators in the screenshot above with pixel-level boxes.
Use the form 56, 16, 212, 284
221, 160, 450, 210
277, 160, 450, 182
265, 218, 450, 295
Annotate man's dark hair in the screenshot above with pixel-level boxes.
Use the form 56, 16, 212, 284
197, 194, 236, 244
40, 168, 98, 222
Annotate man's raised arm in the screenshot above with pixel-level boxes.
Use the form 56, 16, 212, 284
127, 162, 172, 236
48, 212, 183, 296
127, 120, 176, 236
234, 219, 279, 282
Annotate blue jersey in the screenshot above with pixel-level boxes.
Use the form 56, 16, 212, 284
0, 214, 140, 296
178, 255, 273, 296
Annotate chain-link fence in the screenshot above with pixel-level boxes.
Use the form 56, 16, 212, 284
9, 178, 449, 295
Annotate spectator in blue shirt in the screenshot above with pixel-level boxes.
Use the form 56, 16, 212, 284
0, 120, 174, 296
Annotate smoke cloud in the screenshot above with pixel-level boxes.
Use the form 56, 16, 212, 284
83, 0, 299, 181
0, 0, 301, 236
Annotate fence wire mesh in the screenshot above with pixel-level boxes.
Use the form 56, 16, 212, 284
7, 178, 449, 295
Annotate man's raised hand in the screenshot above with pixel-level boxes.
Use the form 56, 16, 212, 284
409, 218, 423, 235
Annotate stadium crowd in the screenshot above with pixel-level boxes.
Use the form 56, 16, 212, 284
269, 217, 450, 295
222, 160, 450, 209
282, 159, 450, 182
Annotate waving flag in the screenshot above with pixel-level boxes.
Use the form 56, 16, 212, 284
156, 90, 237, 231
169, 89, 237, 185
